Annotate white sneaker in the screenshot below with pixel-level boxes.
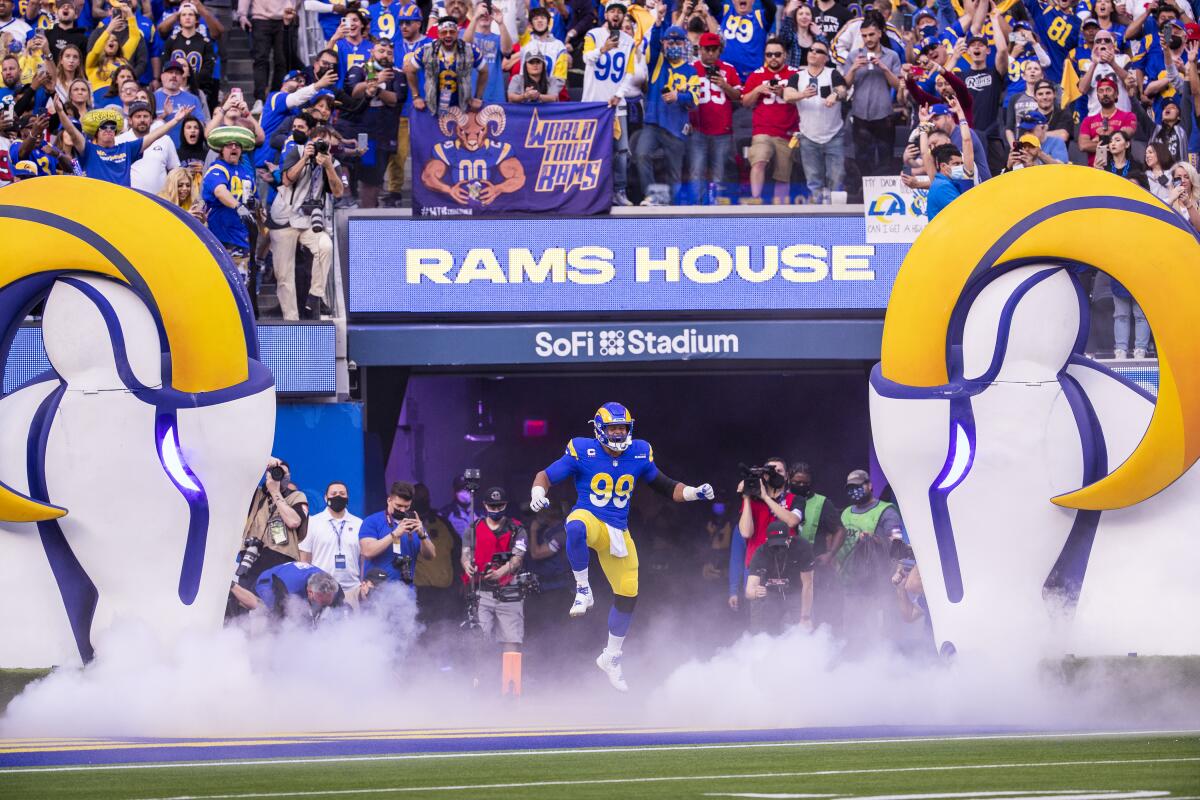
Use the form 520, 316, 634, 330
1133, 348, 1147, 359
612, 190, 632, 206
569, 585, 594, 617
251, 98, 263, 116
596, 650, 628, 692
1114, 349, 1127, 360
638, 196, 662, 206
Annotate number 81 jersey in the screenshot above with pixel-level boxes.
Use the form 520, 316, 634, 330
545, 437, 659, 529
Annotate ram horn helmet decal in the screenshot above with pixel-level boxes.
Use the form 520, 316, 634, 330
0, 176, 257, 522
880, 166, 1200, 511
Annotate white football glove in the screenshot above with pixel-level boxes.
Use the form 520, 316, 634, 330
683, 483, 714, 502
530, 485, 550, 512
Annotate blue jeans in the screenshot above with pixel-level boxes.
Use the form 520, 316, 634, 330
798, 133, 845, 199
634, 124, 686, 203
686, 131, 732, 204
1112, 294, 1149, 351
614, 112, 630, 193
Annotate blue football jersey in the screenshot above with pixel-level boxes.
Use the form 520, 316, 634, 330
544, 437, 659, 529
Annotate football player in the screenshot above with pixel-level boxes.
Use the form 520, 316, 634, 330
529, 402, 713, 691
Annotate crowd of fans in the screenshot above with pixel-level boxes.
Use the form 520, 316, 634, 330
229, 456, 931, 680
1, 0, 1196, 324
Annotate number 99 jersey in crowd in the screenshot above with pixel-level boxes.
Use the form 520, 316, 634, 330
544, 436, 658, 531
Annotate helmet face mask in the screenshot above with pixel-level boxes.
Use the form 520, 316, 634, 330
593, 402, 634, 452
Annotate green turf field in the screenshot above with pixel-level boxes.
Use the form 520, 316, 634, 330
1, 732, 1196, 800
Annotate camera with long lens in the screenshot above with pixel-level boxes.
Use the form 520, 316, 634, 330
462, 468, 481, 493
301, 199, 326, 233
392, 553, 414, 583
235, 536, 264, 577
312, 139, 330, 155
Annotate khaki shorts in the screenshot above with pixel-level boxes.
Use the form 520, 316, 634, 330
749, 134, 794, 182
478, 591, 524, 644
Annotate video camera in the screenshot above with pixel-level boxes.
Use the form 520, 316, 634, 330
462, 468, 481, 493
739, 464, 784, 498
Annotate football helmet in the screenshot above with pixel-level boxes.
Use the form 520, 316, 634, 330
593, 402, 634, 452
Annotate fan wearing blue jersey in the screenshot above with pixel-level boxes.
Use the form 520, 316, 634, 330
529, 403, 713, 692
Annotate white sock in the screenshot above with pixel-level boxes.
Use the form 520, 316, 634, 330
606, 633, 625, 656
573, 570, 591, 590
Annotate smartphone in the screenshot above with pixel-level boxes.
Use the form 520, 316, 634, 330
230, 86, 243, 102
912, 65, 925, 77
808, 76, 817, 87
356, 132, 369, 150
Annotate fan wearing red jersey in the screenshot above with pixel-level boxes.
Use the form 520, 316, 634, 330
741, 36, 798, 204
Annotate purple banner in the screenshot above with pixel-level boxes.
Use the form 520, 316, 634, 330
410, 102, 614, 217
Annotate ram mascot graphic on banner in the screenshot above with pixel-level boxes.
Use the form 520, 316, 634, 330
422, 105, 526, 206
0, 178, 275, 668
870, 167, 1200, 660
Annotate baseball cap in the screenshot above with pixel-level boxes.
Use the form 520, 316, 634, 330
306, 88, 336, 106
765, 520, 790, 546
483, 487, 508, 505
1018, 133, 1041, 148
524, 52, 546, 63
127, 100, 152, 116
965, 33, 987, 45
698, 31, 721, 48
1012, 20, 1032, 31
282, 69, 305, 84
664, 24, 688, 40
606, 0, 628, 10
12, 159, 38, 178
162, 58, 187, 72
930, 102, 952, 117
1096, 74, 1118, 90
846, 469, 870, 485
396, 3, 422, 20
1018, 109, 1047, 129
919, 37, 941, 54
1081, 16, 1100, 28
913, 7, 936, 22
365, 568, 389, 585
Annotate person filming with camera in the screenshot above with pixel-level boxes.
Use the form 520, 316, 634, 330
359, 481, 437, 593
745, 521, 814, 634
462, 487, 531, 662
737, 457, 803, 573
267, 124, 346, 321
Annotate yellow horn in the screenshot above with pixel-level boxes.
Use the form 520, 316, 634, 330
0, 177, 252, 522
880, 166, 1200, 511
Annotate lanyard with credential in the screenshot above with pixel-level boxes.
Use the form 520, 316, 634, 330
330, 518, 347, 554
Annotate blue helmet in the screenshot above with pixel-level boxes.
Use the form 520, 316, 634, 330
593, 402, 634, 452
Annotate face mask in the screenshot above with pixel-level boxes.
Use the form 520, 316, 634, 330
766, 470, 787, 490
486, 508, 506, 521
846, 484, 869, 504
665, 42, 688, 61
948, 164, 966, 180
790, 482, 813, 497
326, 496, 348, 513
919, 23, 937, 39
456, 490, 471, 505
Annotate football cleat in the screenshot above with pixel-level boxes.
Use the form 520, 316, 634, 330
596, 650, 628, 692
569, 585, 594, 617
592, 402, 634, 452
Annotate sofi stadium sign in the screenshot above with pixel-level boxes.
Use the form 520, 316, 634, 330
345, 214, 910, 318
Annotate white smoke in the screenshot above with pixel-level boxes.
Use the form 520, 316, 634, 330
4, 592, 1198, 738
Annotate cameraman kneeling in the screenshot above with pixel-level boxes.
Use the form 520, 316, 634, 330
231, 562, 345, 623
268, 125, 346, 321
462, 487, 530, 656
745, 522, 814, 635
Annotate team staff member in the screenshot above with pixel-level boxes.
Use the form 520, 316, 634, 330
737, 456, 803, 567
789, 462, 844, 631
462, 487, 529, 655
359, 480, 437, 586
231, 561, 344, 620
300, 481, 363, 597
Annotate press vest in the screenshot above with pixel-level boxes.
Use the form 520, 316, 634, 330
837, 500, 893, 562
799, 494, 827, 545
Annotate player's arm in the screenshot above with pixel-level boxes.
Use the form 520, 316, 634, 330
644, 463, 713, 503
531, 444, 578, 511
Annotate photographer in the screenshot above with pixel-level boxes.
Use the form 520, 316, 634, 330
461, 487, 530, 657
745, 522, 814, 635
231, 561, 345, 622
267, 124, 345, 320
737, 456, 803, 568
241, 457, 310, 567
359, 480, 436, 589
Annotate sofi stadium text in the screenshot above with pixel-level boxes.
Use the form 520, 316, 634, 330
404, 245, 879, 285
